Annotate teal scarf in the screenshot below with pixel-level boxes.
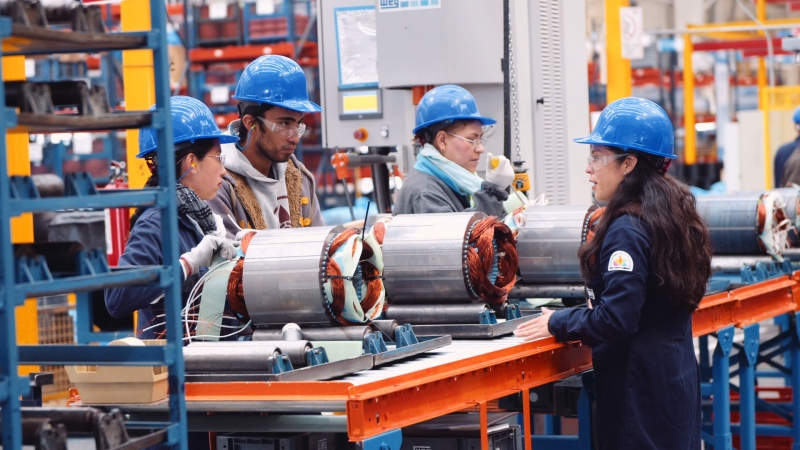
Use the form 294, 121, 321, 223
413, 144, 483, 196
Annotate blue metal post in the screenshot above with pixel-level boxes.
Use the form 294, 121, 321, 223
792, 313, 800, 450
578, 371, 595, 450
0, 16, 23, 448
699, 335, 711, 382
713, 326, 735, 450
150, 0, 187, 447
738, 324, 760, 450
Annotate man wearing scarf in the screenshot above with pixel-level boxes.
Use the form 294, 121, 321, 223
208, 55, 325, 238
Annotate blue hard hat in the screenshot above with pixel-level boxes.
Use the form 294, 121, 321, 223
137, 96, 239, 159
413, 85, 496, 135
793, 106, 800, 124
574, 97, 676, 159
233, 55, 321, 113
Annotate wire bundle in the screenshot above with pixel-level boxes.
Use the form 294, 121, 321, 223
756, 192, 791, 260
324, 227, 386, 323
583, 206, 604, 243
226, 231, 257, 322
464, 216, 518, 304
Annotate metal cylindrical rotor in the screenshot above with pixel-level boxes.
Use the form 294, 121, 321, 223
189, 341, 313, 368
182, 345, 282, 373
384, 303, 490, 324
695, 194, 763, 255
242, 226, 344, 326
381, 212, 484, 304
516, 205, 595, 284
252, 325, 373, 342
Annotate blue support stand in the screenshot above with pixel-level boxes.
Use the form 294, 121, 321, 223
360, 429, 402, 450
714, 326, 735, 450
792, 313, 800, 450
738, 323, 760, 450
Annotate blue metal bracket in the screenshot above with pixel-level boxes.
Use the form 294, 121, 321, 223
716, 327, 735, 357
64, 172, 99, 196
359, 428, 402, 450
9, 176, 40, 200
781, 260, 794, 275
505, 303, 522, 320
76, 249, 111, 276
394, 324, 419, 348
740, 265, 757, 284
306, 347, 329, 366
742, 324, 760, 367
479, 309, 498, 325
364, 331, 388, 355
15, 255, 54, 287
268, 355, 293, 374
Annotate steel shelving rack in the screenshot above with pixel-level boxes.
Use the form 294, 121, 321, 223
0, 0, 188, 446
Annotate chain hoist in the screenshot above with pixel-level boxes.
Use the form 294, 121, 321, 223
507, 11, 531, 193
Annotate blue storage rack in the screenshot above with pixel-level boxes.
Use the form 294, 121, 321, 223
0, 2, 188, 447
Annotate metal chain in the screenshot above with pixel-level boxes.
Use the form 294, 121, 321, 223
508, 11, 522, 162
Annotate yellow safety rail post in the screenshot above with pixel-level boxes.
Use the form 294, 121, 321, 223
3, 56, 38, 375
605, 0, 632, 103
683, 35, 697, 165
122, 0, 155, 191
757, 0, 770, 187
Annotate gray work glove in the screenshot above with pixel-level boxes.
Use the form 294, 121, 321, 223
180, 235, 237, 276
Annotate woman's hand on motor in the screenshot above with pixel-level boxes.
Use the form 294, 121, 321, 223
180, 235, 237, 275
513, 307, 555, 341
485, 153, 515, 190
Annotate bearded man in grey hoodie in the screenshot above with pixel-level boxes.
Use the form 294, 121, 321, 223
208, 55, 325, 238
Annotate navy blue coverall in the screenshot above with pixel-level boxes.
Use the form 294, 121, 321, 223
548, 215, 701, 450
104, 207, 204, 339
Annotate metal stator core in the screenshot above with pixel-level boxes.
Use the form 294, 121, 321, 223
381, 212, 485, 304
516, 205, 597, 284
695, 194, 774, 255
242, 226, 345, 326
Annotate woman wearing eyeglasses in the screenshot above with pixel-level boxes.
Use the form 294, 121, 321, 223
394, 84, 515, 216
514, 98, 712, 450
105, 96, 239, 339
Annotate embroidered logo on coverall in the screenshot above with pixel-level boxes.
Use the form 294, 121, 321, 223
608, 251, 634, 272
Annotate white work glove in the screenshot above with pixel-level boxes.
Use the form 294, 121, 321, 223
485, 153, 515, 190
180, 235, 237, 276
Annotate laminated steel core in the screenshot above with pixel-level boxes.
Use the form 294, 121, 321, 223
242, 226, 343, 326
516, 205, 596, 284
381, 212, 482, 304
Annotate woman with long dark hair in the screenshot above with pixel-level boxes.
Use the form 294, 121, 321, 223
514, 97, 712, 449
105, 96, 240, 339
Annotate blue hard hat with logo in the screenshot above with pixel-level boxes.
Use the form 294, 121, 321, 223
574, 97, 676, 159
793, 106, 800, 124
137, 96, 239, 159
233, 55, 321, 113
413, 84, 496, 135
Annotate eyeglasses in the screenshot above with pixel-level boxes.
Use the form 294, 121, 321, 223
448, 133, 487, 150
210, 154, 226, 165
586, 154, 627, 173
258, 116, 307, 139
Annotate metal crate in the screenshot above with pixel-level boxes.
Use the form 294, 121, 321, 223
37, 295, 75, 399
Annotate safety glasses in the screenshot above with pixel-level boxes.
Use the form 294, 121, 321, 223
586, 154, 627, 173
258, 116, 307, 139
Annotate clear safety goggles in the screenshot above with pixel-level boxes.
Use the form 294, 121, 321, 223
258, 116, 307, 139
587, 154, 627, 173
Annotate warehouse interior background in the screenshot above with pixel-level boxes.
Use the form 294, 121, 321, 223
6, 0, 800, 449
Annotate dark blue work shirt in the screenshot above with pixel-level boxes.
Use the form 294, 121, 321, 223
104, 207, 204, 339
548, 215, 701, 450
774, 136, 800, 187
